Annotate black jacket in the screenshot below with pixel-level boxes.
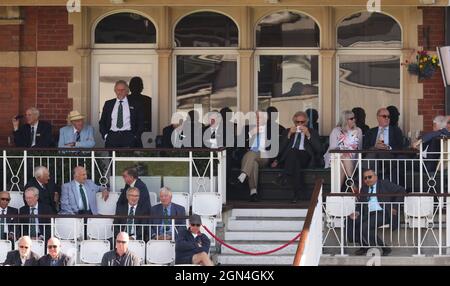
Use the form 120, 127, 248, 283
23, 178, 60, 213
358, 179, 406, 215
0, 206, 18, 240
128, 93, 152, 132
363, 125, 404, 150
3, 250, 40, 266
99, 97, 145, 140
116, 179, 151, 212
113, 203, 150, 241
175, 227, 211, 264
38, 253, 74, 266
19, 203, 54, 239
277, 128, 323, 168
13, 121, 53, 148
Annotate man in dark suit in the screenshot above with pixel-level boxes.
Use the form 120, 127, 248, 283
363, 108, 404, 151
347, 169, 405, 256
418, 115, 450, 171
114, 187, 150, 241
162, 118, 184, 148
3, 236, 40, 266
38, 237, 74, 266
23, 166, 60, 213
150, 187, 186, 240
116, 167, 151, 212
12, 107, 53, 148
19, 187, 55, 242
99, 80, 145, 148
0, 191, 18, 243
128, 76, 152, 132
271, 111, 323, 202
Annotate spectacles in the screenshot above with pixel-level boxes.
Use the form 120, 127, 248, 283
47, 245, 58, 249
378, 115, 390, 119
363, 175, 373, 180
347, 117, 355, 121
447, 121, 450, 124
116, 240, 128, 244
19, 246, 29, 249
295, 120, 306, 124
0, 198, 10, 201
190, 224, 201, 227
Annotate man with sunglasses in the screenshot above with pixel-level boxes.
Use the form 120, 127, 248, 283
363, 108, 404, 151
348, 169, 405, 256
175, 214, 214, 266
38, 237, 74, 266
101, 232, 141, 266
0, 191, 18, 243
3, 236, 40, 266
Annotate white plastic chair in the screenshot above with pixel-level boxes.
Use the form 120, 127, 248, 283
404, 196, 435, 228
15, 240, 45, 257
0, 240, 12, 264
54, 218, 84, 240
163, 176, 189, 193
323, 196, 356, 245
192, 192, 222, 217
86, 218, 113, 240
200, 216, 216, 247
80, 240, 110, 264
96, 192, 120, 215
171, 192, 190, 215
149, 192, 157, 208
146, 240, 175, 265
8, 192, 24, 209
57, 240, 78, 261
128, 240, 146, 263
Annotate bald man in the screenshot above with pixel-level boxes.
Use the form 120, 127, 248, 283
38, 237, 74, 266
101, 232, 141, 266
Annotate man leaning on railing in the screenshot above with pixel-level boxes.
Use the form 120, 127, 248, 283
347, 169, 405, 256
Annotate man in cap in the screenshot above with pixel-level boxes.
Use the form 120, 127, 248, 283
58, 110, 96, 148
175, 214, 214, 266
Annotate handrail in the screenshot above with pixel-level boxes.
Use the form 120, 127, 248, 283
329, 149, 419, 154
325, 192, 450, 197
293, 178, 323, 266
0, 214, 190, 219
0, 147, 227, 152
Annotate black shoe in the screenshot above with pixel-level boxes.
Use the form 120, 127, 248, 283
249, 193, 259, 202
382, 247, 392, 256
354, 248, 368, 256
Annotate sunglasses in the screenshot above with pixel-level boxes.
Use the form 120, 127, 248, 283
363, 175, 373, 180
47, 245, 58, 249
116, 240, 128, 244
347, 117, 355, 120
0, 198, 10, 201
378, 115, 390, 119
190, 224, 201, 227
295, 121, 306, 124
19, 246, 29, 249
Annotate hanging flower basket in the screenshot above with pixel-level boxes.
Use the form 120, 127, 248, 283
403, 50, 440, 80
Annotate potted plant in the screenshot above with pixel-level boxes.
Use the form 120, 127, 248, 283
403, 50, 440, 80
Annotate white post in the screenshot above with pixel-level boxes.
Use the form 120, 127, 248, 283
3, 150, 6, 191
210, 151, 214, 193
91, 151, 95, 184
112, 151, 116, 192
189, 151, 193, 198
23, 150, 28, 186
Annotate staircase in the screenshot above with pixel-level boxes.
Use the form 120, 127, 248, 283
216, 208, 307, 265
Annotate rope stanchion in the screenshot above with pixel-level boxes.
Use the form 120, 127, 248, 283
202, 225, 302, 256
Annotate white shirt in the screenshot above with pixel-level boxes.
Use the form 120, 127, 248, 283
250, 126, 267, 152
110, 97, 131, 132
291, 131, 306, 150
129, 180, 136, 188
0, 207, 8, 234
20, 256, 26, 266
30, 122, 39, 147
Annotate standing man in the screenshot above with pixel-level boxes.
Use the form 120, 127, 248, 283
0, 191, 18, 243
12, 107, 53, 148
3, 236, 40, 266
38, 237, 74, 266
128, 76, 152, 132
99, 80, 144, 148
116, 167, 151, 212
60, 166, 109, 215
58, 110, 96, 148
23, 166, 60, 213
101, 232, 141, 266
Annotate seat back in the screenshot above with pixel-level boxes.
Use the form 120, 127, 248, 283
0, 240, 12, 264
128, 240, 146, 264
96, 192, 120, 215
149, 192, 157, 207
325, 196, 356, 217
192, 192, 222, 217
146, 240, 175, 264
80, 240, 110, 264
171, 192, 190, 215
162, 176, 189, 193
9, 191, 24, 209
86, 218, 113, 240
54, 218, 84, 240
404, 196, 434, 228
57, 240, 78, 262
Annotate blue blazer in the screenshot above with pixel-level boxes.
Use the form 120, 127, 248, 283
175, 227, 210, 264
60, 180, 103, 215
58, 125, 96, 148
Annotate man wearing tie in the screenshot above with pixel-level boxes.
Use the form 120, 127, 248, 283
60, 166, 109, 215
12, 107, 53, 148
99, 80, 144, 148
116, 167, 151, 212
58, 110, 95, 148
3, 236, 40, 266
23, 166, 60, 213
0, 191, 18, 243
19, 187, 54, 241
271, 111, 322, 203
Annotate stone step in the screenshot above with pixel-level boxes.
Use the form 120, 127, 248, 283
217, 254, 294, 265
320, 255, 450, 266
224, 231, 301, 241
220, 242, 299, 255
227, 219, 304, 231
230, 208, 308, 218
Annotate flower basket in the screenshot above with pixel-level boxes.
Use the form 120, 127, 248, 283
403, 50, 440, 80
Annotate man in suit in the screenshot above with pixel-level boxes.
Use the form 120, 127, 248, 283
0, 191, 18, 243
58, 110, 96, 148
116, 167, 151, 212
363, 108, 404, 151
23, 166, 60, 213
128, 76, 152, 132
19, 187, 54, 241
114, 187, 150, 241
3, 236, 40, 266
271, 111, 322, 202
99, 80, 145, 148
162, 116, 184, 148
60, 166, 109, 215
150, 187, 186, 240
347, 169, 405, 256
12, 107, 53, 148
38, 237, 74, 266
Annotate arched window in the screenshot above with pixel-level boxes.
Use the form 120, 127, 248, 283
337, 12, 402, 128
95, 12, 156, 44
256, 11, 320, 130
174, 11, 238, 47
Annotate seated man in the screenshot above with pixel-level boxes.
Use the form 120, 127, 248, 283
101, 232, 141, 266
58, 110, 95, 148
38, 237, 74, 266
19, 187, 54, 241
114, 187, 150, 241
0, 191, 18, 243
23, 166, 60, 213
60, 166, 109, 215
116, 167, 151, 212
3, 236, 40, 266
12, 107, 53, 148
347, 169, 405, 256
175, 214, 213, 266
272, 111, 322, 202
150, 187, 186, 240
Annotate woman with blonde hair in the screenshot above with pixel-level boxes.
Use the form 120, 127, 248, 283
324, 110, 362, 190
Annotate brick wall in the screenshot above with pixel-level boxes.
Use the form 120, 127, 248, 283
418, 7, 446, 131
0, 68, 20, 145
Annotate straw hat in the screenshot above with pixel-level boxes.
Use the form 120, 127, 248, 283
67, 110, 84, 121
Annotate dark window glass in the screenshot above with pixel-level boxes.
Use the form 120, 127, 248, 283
95, 13, 156, 44
337, 12, 401, 48
256, 11, 320, 48
176, 55, 238, 112
174, 12, 239, 47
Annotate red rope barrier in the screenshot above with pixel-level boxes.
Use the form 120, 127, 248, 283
202, 225, 303, 256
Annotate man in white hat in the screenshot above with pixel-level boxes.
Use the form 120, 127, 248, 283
58, 110, 96, 148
